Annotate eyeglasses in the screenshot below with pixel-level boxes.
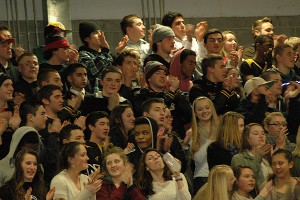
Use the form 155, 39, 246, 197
268, 122, 287, 127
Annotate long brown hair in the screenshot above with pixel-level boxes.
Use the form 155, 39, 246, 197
8, 149, 46, 200
136, 149, 172, 197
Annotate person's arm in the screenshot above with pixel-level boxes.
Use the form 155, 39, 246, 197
174, 173, 191, 200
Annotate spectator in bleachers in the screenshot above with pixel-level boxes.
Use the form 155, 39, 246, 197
226, 67, 245, 100
85, 111, 109, 175
231, 166, 273, 200
81, 67, 130, 116
187, 96, 219, 193
292, 126, 300, 177
37, 68, 63, 88
14, 53, 39, 100
0, 126, 43, 186
243, 17, 287, 59
78, 22, 113, 93
144, 25, 175, 70
266, 149, 300, 200
240, 35, 274, 84
263, 112, 295, 152
193, 165, 235, 200
96, 146, 144, 200
109, 104, 135, 153
136, 148, 191, 200
231, 123, 273, 189
235, 77, 274, 125
221, 31, 243, 69
0, 149, 55, 200
272, 43, 299, 84
207, 112, 244, 169
51, 142, 102, 199
169, 48, 196, 93
189, 54, 239, 115
114, 49, 141, 102
119, 14, 151, 62
0, 34, 19, 83
285, 37, 300, 76
134, 61, 192, 139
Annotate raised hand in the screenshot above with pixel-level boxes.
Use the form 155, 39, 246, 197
100, 31, 110, 49
117, 35, 129, 54
8, 105, 21, 130
195, 21, 208, 41
74, 116, 86, 131
46, 187, 55, 200
167, 75, 180, 92
124, 142, 135, 154
108, 93, 120, 111
85, 178, 102, 194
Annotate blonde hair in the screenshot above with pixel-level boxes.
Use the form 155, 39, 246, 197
193, 165, 232, 200
263, 112, 285, 127
293, 126, 300, 157
191, 97, 219, 156
220, 30, 238, 57
216, 112, 244, 149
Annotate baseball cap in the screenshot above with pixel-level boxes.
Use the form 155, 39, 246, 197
44, 22, 71, 39
244, 77, 275, 97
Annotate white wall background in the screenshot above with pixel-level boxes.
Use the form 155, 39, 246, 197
0, 0, 300, 21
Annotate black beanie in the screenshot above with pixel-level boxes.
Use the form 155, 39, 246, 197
0, 73, 12, 86
79, 22, 101, 43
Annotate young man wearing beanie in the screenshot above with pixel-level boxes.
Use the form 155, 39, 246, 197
143, 25, 175, 70
40, 35, 78, 90
235, 77, 274, 125
33, 22, 72, 64
133, 61, 192, 139
78, 22, 114, 93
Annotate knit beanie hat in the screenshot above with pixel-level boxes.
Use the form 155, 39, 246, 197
79, 22, 101, 43
0, 73, 12, 86
152, 25, 175, 44
44, 36, 70, 51
144, 61, 167, 83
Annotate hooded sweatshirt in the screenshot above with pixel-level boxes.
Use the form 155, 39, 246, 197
0, 126, 43, 186
169, 48, 193, 92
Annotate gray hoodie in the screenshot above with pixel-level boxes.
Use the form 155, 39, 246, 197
0, 126, 43, 186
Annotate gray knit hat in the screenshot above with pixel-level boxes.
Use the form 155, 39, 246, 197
144, 61, 167, 83
152, 25, 175, 44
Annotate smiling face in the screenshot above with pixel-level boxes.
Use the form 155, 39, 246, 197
106, 153, 126, 178
0, 79, 14, 102
22, 153, 38, 182
121, 107, 135, 132
272, 153, 293, 178
236, 168, 256, 194
145, 150, 165, 172
100, 72, 122, 96
69, 144, 89, 171
227, 68, 241, 88
194, 98, 213, 122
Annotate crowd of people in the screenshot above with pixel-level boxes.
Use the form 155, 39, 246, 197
0, 10, 300, 200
